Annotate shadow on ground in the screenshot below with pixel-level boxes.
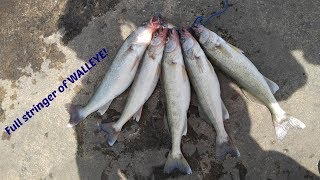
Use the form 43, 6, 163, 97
57, 0, 320, 179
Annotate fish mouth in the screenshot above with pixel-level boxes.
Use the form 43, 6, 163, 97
167, 28, 177, 39
160, 20, 168, 28
157, 14, 168, 28
150, 14, 163, 28
150, 15, 160, 23
178, 28, 194, 51
158, 26, 168, 39
191, 22, 205, 37
158, 26, 164, 33
178, 28, 189, 35
152, 26, 168, 45
164, 29, 179, 52
192, 16, 203, 28
178, 28, 192, 40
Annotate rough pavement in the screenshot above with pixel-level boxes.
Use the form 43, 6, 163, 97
0, 0, 319, 179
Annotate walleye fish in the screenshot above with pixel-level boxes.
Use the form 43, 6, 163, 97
162, 29, 192, 174
66, 16, 161, 127
100, 27, 168, 146
192, 23, 306, 140
179, 28, 240, 161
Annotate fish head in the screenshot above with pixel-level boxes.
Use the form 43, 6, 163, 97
150, 26, 168, 46
136, 16, 162, 44
141, 15, 162, 31
164, 29, 180, 53
178, 28, 194, 52
192, 24, 210, 44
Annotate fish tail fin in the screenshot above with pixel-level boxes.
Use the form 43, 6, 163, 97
65, 103, 84, 127
164, 152, 192, 174
273, 113, 306, 140
216, 136, 240, 161
99, 122, 120, 146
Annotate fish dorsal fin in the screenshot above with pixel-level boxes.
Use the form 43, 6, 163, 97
263, 76, 279, 94
241, 88, 264, 105
221, 100, 230, 121
227, 42, 244, 54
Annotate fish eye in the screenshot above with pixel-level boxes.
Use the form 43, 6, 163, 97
165, 37, 170, 43
153, 32, 158, 38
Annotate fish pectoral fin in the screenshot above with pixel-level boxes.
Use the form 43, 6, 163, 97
240, 88, 264, 105
97, 100, 113, 116
263, 76, 279, 94
217, 44, 233, 58
130, 56, 141, 71
128, 44, 138, 51
156, 63, 161, 77
198, 105, 211, 125
221, 100, 230, 121
227, 42, 244, 54
195, 59, 204, 73
207, 59, 216, 74
181, 65, 188, 82
132, 106, 143, 122
193, 49, 201, 58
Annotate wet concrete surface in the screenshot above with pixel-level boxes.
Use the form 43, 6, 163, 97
0, 0, 319, 179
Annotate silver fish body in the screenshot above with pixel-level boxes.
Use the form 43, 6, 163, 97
179, 29, 240, 161
162, 29, 192, 174
192, 24, 305, 140
67, 17, 161, 127
100, 27, 168, 146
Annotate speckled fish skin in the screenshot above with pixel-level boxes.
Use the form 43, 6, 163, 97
100, 27, 168, 146
192, 24, 305, 140
67, 16, 161, 127
179, 28, 240, 161
162, 29, 192, 175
